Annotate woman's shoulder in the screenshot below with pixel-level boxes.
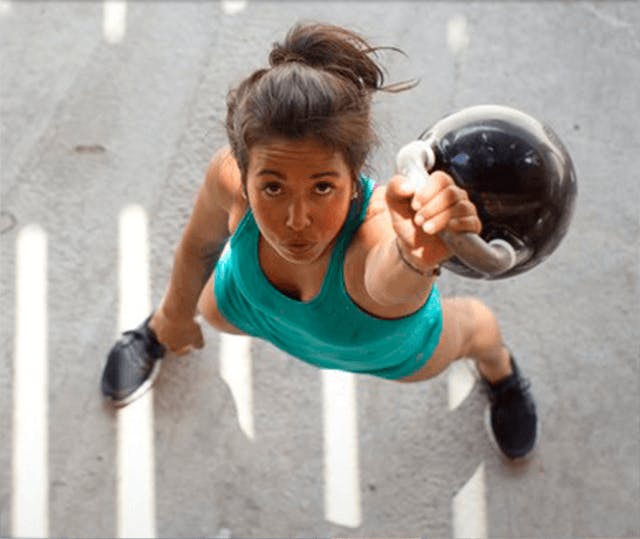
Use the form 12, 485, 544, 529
357, 183, 393, 243
363, 182, 388, 221
204, 147, 244, 211
204, 147, 249, 234
345, 182, 393, 263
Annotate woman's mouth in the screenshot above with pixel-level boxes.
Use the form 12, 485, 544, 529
283, 241, 315, 254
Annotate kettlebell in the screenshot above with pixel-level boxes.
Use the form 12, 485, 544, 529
396, 104, 577, 279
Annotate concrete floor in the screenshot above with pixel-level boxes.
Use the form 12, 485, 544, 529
1, 1, 639, 537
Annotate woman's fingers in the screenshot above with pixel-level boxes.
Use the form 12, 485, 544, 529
409, 170, 455, 211
387, 169, 481, 240
409, 172, 480, 235
416, 204, 481, 235
386, 174, 416, 204
414, 197, 480, 234
447, 214, 483, 234
192, 324, 205, 349
163, 320, 205, 356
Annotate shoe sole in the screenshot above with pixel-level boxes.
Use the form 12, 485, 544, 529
105, 359, 163, 408
483, 404, 540, 463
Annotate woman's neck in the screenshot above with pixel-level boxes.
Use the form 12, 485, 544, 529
258, 235, 335, 302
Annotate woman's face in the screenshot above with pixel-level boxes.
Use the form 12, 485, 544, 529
246, 137, 355, 265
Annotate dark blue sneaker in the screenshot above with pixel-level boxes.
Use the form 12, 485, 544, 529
101, 315, 166, 407
483, 356, 538, 460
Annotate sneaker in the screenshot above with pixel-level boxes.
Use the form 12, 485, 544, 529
483, 356, 538, 460
101, 315, 166, 407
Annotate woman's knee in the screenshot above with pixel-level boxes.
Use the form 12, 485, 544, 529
443, 296, 498, 335
197, 273, 246, 335
444, 296, 493, 320
398, 296, 497, 383
196, 273, 226, 330
442, 296, 504, 358
196, 274, 215, 321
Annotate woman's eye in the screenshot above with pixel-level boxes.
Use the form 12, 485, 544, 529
263, 183, 282, 196
314, 182, 334, 195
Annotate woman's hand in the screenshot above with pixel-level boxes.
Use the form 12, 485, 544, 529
385, 170, 482, 270
149, 306, 205, 356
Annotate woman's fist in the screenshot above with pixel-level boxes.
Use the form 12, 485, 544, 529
149, 307, 205, 356
385, 170, 481, 268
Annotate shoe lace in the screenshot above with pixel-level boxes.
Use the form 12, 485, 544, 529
489, 371, 532, 402
121, 325, 165, 366
495, 375, 536, 419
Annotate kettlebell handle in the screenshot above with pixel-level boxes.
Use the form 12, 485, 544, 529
395, 140, 517, 277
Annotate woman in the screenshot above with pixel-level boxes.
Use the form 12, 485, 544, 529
101, 22, 537, 460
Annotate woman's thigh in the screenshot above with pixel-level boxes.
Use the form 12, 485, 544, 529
197, 272, 247, 336
397, 297, 478, 383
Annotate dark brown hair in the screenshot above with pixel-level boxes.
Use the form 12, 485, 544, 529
225, 22, 415, 183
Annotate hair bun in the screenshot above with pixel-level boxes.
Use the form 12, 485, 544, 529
269, 45, 305, 67
267, 23, 383, 92
266, 23, 415, 94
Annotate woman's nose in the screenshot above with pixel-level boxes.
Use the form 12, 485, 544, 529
286, 199, 311, 231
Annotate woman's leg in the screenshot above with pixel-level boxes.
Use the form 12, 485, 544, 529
398, 296, 512, 383
197, 272, 247, 335
399, 296, 539, 460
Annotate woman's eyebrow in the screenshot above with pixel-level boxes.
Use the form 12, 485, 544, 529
309, 171, 340, 179
256, 168, 285, 179
257, 169, 340, 180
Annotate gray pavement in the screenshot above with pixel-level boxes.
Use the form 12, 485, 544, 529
1, 1, 639, 537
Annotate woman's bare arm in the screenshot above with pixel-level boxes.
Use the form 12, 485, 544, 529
150, 148, 237, 352
361, 208, 438, 310
362, 171, 480, 309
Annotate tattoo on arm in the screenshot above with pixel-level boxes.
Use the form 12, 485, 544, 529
199, 237, 229, 285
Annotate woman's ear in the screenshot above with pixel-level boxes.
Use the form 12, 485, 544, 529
352, 176, 364, 200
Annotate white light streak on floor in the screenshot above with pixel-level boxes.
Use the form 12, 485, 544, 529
221, 0, 247, 15
117, 204, 156, 538
0, 1, 12, 16
452, 462, 487, 539
322, 369, 361, 528
103, 0, 127, 44
449, 359, 486, 537
12, 224, 49, 538
447, 359, 477, 411
447, 14, 470, 56
219, 333, 254, 440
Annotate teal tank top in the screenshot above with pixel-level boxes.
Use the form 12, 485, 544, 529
214, 176, 443, 380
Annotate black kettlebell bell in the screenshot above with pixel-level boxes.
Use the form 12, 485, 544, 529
396, 104, 577, 279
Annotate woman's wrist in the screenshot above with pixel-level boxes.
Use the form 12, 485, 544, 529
394, 237, 441, 277
155, 297, 196, 327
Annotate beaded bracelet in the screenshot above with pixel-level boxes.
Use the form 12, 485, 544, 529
395, 237, 441, 277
